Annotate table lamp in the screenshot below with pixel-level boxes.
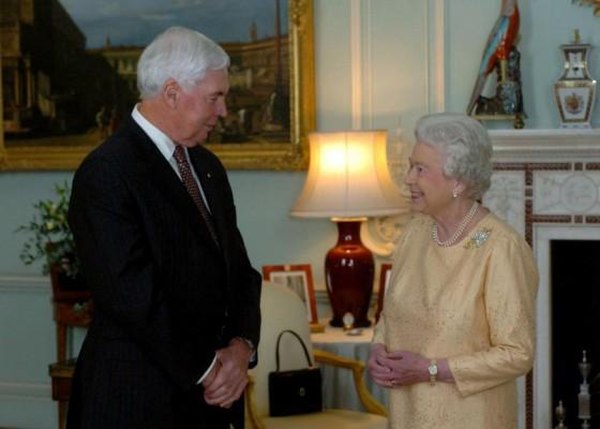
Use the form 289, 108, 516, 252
290, 130, 405, 327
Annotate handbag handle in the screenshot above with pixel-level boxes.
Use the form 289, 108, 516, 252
274, 329, 314, 371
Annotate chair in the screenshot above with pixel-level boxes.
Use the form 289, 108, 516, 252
245, 282, 388, 429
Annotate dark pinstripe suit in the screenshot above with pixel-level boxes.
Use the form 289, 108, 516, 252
66, 116, 261, 428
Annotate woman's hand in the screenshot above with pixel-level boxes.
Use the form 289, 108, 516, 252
369, 346, 432, 387
382, 350, 429, 386
368, 343, 394, 387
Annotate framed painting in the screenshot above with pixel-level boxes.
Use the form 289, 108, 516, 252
375, 263, 392, 323
262, 264, 319, 326
0, 0, 314, 171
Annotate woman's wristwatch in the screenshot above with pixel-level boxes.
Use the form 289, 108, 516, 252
427, 359, 438, 385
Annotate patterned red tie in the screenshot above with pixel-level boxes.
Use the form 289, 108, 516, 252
173, 145, 220, 247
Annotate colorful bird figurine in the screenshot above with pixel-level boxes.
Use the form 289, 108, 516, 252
466, 0, 520, 116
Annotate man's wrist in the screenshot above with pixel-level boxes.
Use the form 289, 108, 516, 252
232, 337, 256, 362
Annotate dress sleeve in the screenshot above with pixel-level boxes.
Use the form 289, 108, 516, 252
448, 233, 539, 396
372, 312, 386, 344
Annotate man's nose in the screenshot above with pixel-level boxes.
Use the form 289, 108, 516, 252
218, 100, 227, 117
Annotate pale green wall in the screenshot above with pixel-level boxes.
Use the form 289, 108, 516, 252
2, 0, 600, 427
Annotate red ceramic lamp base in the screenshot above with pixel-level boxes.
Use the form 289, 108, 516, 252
325, 219, 374, 328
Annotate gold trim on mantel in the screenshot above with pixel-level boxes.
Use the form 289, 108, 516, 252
0, 0, 315, 172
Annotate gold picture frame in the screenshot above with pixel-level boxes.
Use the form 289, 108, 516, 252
262, 263, 325, 332
0, 0, 314, 171
262, 264, 318, 325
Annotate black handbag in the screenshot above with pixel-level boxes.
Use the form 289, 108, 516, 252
268, 329, 323, 416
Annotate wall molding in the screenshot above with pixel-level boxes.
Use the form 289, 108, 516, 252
0, 274, 49, 294
350, 0, 368, 129
427, 0, 446, 112
350, 0, 446, 121
491, 128, 600, 161
0, 381, 51, 400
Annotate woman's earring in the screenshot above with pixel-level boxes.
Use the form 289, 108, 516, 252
452, 190, 458, 199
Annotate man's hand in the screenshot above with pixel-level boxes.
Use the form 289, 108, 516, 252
202, 338, 252, 408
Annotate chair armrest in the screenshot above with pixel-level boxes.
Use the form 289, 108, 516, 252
313, 348, 387, 417
245, 375, 266, 429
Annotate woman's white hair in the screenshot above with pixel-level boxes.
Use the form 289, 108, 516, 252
137, 26, 230, 99
414, 112, 492, 200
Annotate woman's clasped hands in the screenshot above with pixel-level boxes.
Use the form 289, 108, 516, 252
368, 344, 432, 388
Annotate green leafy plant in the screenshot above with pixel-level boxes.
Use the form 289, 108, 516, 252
17, 182, 80, 279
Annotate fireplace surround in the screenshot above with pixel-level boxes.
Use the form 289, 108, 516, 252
485, 128, 600, 429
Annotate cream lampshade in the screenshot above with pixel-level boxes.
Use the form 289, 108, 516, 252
291, 130, 405, 327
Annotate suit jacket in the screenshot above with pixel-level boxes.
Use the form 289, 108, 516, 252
66, 116, 262, 429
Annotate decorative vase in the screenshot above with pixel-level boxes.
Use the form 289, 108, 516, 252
325, 220, 374, 328
553, 32, 597, 128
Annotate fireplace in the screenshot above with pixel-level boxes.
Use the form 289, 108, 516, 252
485, 128, 600, 429
550, 239, 600, 428
533, 227, 600, 429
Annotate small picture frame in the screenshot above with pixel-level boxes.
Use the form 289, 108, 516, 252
262, 264, 319, 326
375, 263, 392, 323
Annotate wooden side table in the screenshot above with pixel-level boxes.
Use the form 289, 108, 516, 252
53, 299, 93, 362
48, 273, 92, 429
49, 359, 77, 428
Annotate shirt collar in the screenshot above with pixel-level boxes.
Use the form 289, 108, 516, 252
131, 103, 177, 162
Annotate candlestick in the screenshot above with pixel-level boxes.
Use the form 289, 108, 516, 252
578, 350, 591, 426
555, 400, 568, 429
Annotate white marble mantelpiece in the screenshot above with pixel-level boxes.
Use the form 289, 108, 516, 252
490, 128, 600, 162
488, 130, 600, 230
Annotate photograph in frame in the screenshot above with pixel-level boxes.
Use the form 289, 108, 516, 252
0, 0, 314, 170
262, 263, 318, 326
375, 263, 392, 323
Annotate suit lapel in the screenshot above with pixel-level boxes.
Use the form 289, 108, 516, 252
126, 119, 222, 255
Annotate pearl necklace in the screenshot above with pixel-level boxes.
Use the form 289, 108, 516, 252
432, 201, 479, 247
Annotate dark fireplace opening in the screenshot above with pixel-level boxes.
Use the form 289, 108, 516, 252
551, 240, 600, 428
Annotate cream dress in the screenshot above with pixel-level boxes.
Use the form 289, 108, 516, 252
373, 212, 538, 429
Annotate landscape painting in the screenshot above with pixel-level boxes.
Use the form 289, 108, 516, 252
0, 0, 314, 170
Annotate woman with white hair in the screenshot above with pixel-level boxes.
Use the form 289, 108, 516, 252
368, 113, 538, 428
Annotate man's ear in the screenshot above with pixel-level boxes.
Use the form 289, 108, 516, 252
163, 79, 180, 107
